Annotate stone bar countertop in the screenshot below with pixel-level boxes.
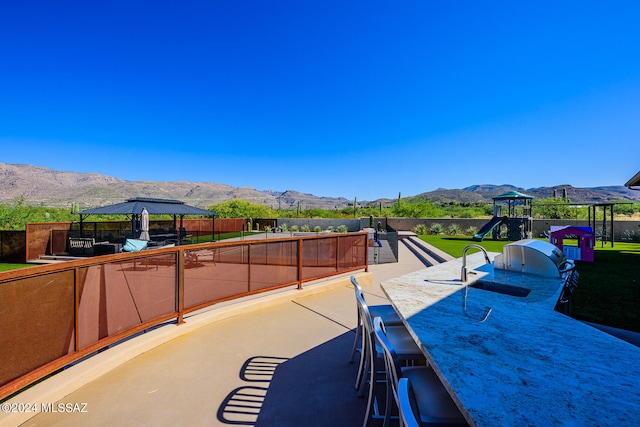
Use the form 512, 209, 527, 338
381, 251, 640, 426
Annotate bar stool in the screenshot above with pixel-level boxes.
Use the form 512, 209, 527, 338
357, 292, 425, 427
373, 316, 468, 427
398, 378, 420, 427
349, 275, 403, 365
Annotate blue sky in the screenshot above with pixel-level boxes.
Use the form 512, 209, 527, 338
1, 1, 639, 201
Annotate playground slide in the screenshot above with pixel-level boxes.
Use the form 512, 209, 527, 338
473, 216, 505, 241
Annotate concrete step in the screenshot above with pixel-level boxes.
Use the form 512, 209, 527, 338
29, 255, 87, 264
406, 236, 455, 263
401, 238, 440, 267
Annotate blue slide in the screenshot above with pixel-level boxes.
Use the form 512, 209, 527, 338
473, 216, 505, 241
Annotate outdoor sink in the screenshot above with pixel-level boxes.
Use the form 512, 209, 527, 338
470, 280, 531, 298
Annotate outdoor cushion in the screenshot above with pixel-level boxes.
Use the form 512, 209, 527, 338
123, 239, 148, 252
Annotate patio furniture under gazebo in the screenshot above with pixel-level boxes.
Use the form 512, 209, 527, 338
73, 197, 216, 246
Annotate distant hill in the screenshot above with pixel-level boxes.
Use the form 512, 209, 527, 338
1, 163, 638, 209
413, 184, 640, 204
0, 163, 352, 209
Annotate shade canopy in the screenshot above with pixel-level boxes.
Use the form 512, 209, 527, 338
492, 191, 534, 200
74, 197, 216, 242
75, 197, 214, 216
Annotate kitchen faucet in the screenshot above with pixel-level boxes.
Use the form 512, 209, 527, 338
461, 244, 492, 322
461, 244, 491, 282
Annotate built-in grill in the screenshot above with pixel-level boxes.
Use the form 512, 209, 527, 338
494, 239, 579, 314
494, 239, 567, 277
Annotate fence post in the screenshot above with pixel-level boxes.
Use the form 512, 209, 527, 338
297, 238, 303, 290
364, 233, 369, 272
177, 251, 185, 325
74, 267, 80, 351
247, 244, 252, 293
335, 235, 339, 273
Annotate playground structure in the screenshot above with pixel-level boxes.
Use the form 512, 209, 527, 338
549, 225, 595, 262
473, 191, 533, 241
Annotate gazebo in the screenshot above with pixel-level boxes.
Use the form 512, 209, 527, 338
74, 197, 215, 243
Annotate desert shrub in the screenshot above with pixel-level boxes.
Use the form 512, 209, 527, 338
327, 226, 334, 232
622, 229, 640, 242
263, 225, 272, 233
314, 225, 322, 232
412, 224, 428, 235
301, 224, 311, 232
337, 225, 348, 233
447, 223, 462, 236
280, 223, 289, 232
429, 223, 444, 235
291, 225, 299, 232
465, 226, 478, 236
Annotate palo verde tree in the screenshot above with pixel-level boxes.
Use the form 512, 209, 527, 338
207, 199, 277, 218
0, 197, 76, 230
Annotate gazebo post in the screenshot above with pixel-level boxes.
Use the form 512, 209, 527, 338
173, 215, 177, 239
610, 204, 615, 248
179, 215, 184, 244
602, 206, 606, 247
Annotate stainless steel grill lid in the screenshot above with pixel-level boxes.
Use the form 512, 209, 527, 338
494, 239, 566, 277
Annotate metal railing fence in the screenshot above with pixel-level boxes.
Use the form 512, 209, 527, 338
0, 232, 368, 400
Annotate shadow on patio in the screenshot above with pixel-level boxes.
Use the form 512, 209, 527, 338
217, 332, 366, 426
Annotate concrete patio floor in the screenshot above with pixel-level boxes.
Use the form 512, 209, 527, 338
6, 243, 429, 427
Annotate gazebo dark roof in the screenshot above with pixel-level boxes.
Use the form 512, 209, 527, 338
75, 197, 214, 216
492, 190, 534, 200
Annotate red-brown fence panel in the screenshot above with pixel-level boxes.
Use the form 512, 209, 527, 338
76, 254, 178, 350
183, 245, 250, 310
250, 241, 299, 291
0, 270, 75, 387
0, 232, 367, 400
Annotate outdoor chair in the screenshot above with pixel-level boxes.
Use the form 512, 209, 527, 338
373, 316, 467, 427
349, 276, 403, 365
68, 237, 95, 256
397, 378, 420, 427
356, 291, 425, 427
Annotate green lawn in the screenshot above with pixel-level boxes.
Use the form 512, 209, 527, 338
418, 235, 511, 258
0, 263, 33, 272
419, 235, 640, 332
190, 231, 264, 243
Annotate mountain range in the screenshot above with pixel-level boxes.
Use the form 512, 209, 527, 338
1, 163, 639, 210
